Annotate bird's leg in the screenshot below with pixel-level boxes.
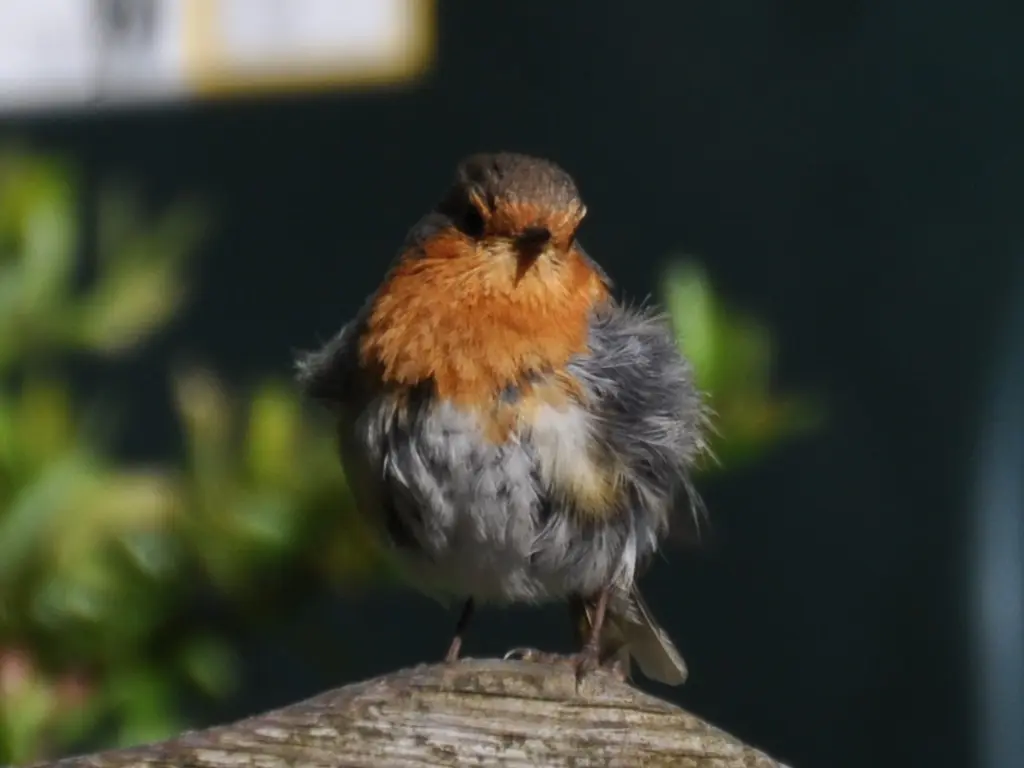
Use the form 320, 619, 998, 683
573, 591, 631, 679
572, 586, 610, 679
444, 598, 475, 663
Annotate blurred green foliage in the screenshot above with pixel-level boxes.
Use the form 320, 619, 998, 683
0, 148, 378, 764
0, 147, 821, 764
662, 259, 824, 469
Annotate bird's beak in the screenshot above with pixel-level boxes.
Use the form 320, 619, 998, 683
513, 226, 552, 282
515, 226, 552, 249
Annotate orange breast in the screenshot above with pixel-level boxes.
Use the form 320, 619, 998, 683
359, 233, 609, 407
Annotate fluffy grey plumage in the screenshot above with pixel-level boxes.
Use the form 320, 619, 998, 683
298, 300, 706, 684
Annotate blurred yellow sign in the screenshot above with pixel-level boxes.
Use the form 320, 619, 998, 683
181, 0, 434, 96
0, 0, 435, 113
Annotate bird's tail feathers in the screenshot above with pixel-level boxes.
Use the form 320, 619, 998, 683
576, 585, 688, 686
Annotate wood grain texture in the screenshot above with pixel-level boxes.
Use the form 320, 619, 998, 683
34, 659, 791, 768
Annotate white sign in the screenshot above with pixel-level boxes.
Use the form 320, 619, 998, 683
0, 0, 434, 113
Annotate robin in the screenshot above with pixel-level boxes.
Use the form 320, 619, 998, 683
296, 152, 709, 685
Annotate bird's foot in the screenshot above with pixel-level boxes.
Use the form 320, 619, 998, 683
504, 646, 623, 687
502, 647, 564, 664
569, 645, 602, 684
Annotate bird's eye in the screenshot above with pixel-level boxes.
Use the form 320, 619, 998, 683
461, 204, 486, 238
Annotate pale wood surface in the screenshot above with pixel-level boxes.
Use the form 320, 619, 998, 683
34, 658, 791, 768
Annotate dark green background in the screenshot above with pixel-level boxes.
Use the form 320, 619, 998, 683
5, 3, 1022, 767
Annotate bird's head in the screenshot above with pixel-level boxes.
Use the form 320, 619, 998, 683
361, 153, 611, 402
430, 152, 590, 284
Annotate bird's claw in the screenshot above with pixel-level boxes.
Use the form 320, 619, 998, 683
503, 647, 563, 664
503, 645, 613, 690
570, 647, 602, 684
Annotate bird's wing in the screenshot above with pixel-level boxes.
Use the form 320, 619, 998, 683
295, 317, 363, 406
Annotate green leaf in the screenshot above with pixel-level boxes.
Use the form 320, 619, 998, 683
245, 383, 302, 486
662, 259, 719, 394
0, 458, 90, 585
0, 653, 56, 764
12, 379, 75, 470
179, 636, 237, 698
73, 260, 187, 355
17, 171, 76, 309
236, 492, 295, 548
660, 256, 826, 468
104, 668, 181, 749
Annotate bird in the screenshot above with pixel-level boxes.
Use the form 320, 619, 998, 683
295, 152, 709, 685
